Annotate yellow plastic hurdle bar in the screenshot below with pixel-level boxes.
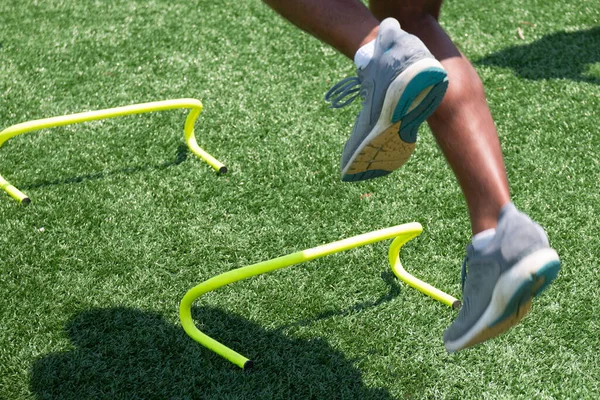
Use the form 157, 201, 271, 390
180, 222, 460, 369
0, 98, 226, 205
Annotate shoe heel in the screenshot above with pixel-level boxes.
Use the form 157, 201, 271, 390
533, 260, 561, 297
490, 278, 534, 327
392, 67, 448, 143
490, 259, 561, 327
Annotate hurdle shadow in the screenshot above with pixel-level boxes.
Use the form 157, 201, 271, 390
20, 142, 190, 191
476, 27, 600, 84
30, 307, 397, 399
275, 270, 402, 332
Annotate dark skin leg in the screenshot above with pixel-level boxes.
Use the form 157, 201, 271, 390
262, 0, 379, 59
263, 0, 510, 234
369, 0, 510, 234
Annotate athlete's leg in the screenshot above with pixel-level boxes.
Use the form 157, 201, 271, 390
262, 0, 379, 59
370, 0, 510, 234
368, 1, 559, 353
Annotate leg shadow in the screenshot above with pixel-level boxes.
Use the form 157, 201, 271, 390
476, 27, 600, 84
30, 307, 394, 399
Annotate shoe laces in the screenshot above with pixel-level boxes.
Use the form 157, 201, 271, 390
461, 255, 468, 292
461, 244, 475, 292
324, 76, 362, 108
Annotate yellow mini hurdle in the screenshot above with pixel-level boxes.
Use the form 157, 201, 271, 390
180, 222, 460, 369
0, 98, 225, 205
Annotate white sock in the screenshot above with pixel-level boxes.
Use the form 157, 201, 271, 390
354, 39, 375, 70
472, 228, 496, 251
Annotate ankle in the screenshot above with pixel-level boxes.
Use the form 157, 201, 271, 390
472, 228, 496, 250
469, 200, 511, 235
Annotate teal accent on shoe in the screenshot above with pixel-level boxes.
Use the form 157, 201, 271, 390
392, 67, 447, 123
489, 279, 534, 328
342, 169, 391, 182
392, 67, 448, 143
489, 260, 561, 327
398, 79, 448, 143
533, 260, 561, 297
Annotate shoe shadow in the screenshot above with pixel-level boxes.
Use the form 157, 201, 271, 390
476, 27, 600, 84
20, 142, 189, 191
29, 307, 394, 399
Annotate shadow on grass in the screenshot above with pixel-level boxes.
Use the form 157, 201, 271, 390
476, 27, 600, 84
276, 271, 401, 332
30, 307, 395, 399
20, 143, 190, 190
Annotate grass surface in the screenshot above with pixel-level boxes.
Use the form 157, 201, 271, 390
1, 0, 599, 398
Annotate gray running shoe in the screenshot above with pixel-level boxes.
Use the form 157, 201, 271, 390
325, 18, 448, 182
444, 203, 561, 352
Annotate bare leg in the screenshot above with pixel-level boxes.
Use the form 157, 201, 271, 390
263, 0, 379, 59
264, 0, 510, 234
369, 1, 510, 234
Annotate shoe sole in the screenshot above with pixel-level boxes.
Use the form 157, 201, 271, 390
341, 58, 449, 182
444, 248, 561, 352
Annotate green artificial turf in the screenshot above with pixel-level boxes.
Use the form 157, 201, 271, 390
1, 0, 599, 398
